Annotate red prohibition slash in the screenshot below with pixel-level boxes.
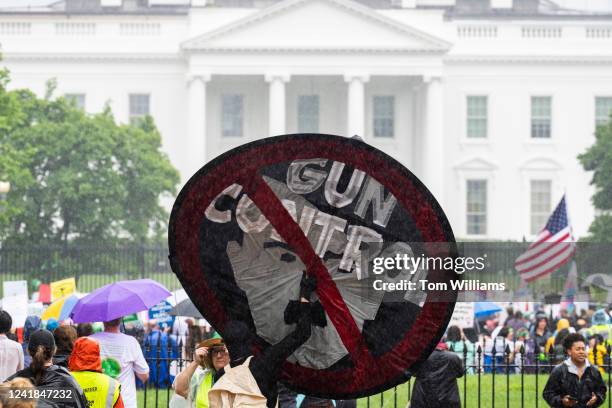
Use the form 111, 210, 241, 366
238, 173, 377, 379
169, 134, 457, 398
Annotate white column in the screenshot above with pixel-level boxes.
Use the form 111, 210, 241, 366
412, 83, 423, 174
422, 75, 444, 203
265, 74, 290, 136
187, 74, 210, 175
344, 74, 369, 137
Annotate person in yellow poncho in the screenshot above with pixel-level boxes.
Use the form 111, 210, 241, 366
174, 337, 230, 408
588, 333, 608, 374
545, 318, 571, 354
585, 309, 612, 346
69, 337, 124, 408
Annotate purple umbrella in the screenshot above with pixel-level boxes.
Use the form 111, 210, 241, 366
70, 279, 171, 323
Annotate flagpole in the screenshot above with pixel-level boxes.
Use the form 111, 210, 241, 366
563, 189, 574, 241
563, 192, 578, 314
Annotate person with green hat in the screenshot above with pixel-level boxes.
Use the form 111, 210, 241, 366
513, 327, 535, 373
173, 333, 229, 408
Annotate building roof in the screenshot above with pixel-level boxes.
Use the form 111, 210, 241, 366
0, 0, 610, 17
0, 0, 400, 13
446, 0, 612, 19
0, 0, 189, 15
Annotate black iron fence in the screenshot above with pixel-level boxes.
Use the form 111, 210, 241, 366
448, 341, 612, 408
1, 243, 582, 299
2, 245, 608, 406
137, 337, 612, 408
139, 334, 201, 408
0, 245, 183, 297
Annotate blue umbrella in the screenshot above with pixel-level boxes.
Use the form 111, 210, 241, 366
474, 301, 502, 317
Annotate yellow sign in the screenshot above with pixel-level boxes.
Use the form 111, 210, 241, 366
50, 277, 76, 301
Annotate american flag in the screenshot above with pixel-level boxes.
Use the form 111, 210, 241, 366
515, 195, 575, 282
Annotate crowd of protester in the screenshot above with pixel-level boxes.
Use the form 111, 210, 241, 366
0, 311, 206, 407
443, 306, 612, 374
0, 306, 348, 408
0, 309, 156, 407
0, 272, 360, 408
2, 304, 612, 407
0, 306, 229, 407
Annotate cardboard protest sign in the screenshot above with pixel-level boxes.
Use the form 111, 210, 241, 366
3, 280, 27, 298
50, 277, 76, 301
1, 295, 28, 329
449, 302, 475, 329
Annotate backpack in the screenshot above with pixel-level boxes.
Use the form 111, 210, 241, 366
553, 344, 566, 365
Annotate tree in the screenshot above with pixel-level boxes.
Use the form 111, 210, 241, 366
578, 115, 612, 243
0, 74, 180, 246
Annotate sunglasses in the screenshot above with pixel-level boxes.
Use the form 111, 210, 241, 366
211, 347, 228, 356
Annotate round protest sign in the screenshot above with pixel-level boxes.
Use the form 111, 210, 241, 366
168, 134, 457, 398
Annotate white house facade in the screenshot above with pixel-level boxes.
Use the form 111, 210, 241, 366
1, 0, 611, 240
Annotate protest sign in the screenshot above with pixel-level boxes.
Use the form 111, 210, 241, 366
148, 300, 175, 329
3, 280, 27, 298
449, 302, 475, 329
169, 134, 457, 397
50, 277, 76, 301
1, 295, 28, 328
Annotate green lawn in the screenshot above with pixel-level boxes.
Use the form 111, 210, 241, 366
138, 388, 172, 407
138, 374, 571, 408
357, 374, 555, 408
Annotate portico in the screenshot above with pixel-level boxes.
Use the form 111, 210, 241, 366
182, 0, 450, 201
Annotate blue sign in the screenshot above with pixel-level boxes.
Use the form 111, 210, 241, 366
148, 300, 175, 329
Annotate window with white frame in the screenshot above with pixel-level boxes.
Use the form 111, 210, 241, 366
129, 94, 150, 125
466, 179, 487, 235
65, 93, 85, 110
531, 96, 552, 138
373, 96, 394, 138
221, 94, 244, 137
595, 97, 612, 128
466, 96, 487, 138
55, 22, 95, 35
530, 180, 552, 235
297, 95, 319, 133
